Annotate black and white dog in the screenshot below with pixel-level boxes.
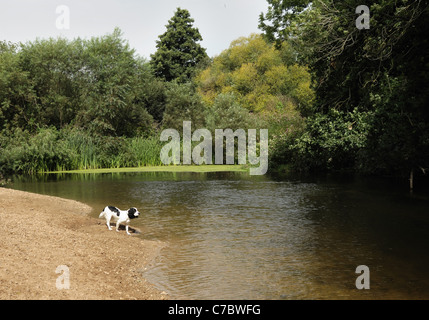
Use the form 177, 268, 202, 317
99, 206, 140, 235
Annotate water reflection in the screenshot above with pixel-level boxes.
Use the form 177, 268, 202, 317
8, 172, 429, 299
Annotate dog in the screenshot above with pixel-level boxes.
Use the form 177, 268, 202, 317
99, 206, 140, 235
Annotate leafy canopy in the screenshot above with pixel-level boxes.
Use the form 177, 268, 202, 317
195, 34, 314, 114
259, 0, 429, 174
0, 29, 161, 138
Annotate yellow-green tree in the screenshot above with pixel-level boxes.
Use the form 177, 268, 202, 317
195, 34, 314, 114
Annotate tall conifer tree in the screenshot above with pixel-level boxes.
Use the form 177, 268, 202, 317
150, 8, 208, 83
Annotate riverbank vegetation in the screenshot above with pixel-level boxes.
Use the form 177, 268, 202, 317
260, 0, 429, 184
1, 3, 428, 185
48, 164, 248, 174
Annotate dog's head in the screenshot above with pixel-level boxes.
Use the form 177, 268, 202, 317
128, 207, 140, 219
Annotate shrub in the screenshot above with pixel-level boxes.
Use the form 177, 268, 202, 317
290, 109, 373, 171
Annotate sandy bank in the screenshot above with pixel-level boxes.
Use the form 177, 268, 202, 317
0, 187, 167, 300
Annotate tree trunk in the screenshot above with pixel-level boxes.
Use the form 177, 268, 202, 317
409, 169, 414, 192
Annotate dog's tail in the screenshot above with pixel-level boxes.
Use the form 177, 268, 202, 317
99, 210, 105, 219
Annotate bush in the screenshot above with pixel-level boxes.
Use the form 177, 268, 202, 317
290, 109, 373, 172
264, 99, 306, 169
0, 128, 72, 174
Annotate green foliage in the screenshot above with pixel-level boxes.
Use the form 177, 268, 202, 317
161, 82, 207, 131
260, 0, 429, 176
196, 34, 314, 114
290, 109, 372, 171
0, 128, 71, 174
0, 127, 164, 174
0, 29, 160, 138
128, 136, 164, 167
150, 8, 209, 83
205, 93, 261, 132
76, 29, 140, 136
136, 77, 167, 123
17, 37, 83, 130
360, 75, 429, 175
265, 99, 306, 169
4, 2, 426, 179
259, 0, 311, 47
260, 0, 429, 115
0, 42, 38, 132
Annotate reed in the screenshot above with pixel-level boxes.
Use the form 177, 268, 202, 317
0, 128, 168, 175
63, 129, 99, 170
129, 135, 164, 167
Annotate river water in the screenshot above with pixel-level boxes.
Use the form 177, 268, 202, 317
7, 171, 429, 299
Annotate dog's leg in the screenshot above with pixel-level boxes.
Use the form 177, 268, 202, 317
116, 221, 121, 232
125, 224, 131, 236
106, 216, 112, 231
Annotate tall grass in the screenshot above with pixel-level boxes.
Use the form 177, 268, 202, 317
0, 127, 166, 175
130, 136, 164, 167
64, 129, 99, 170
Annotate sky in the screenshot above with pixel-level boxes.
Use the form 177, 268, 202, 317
0, 0, 269, 59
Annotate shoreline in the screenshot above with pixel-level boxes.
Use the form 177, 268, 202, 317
0, 187, 168, 300
46, 164, 248, 174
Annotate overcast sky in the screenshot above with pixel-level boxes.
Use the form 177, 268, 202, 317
0, 0, 269, 59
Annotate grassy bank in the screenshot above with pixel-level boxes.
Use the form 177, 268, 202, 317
0, 128, 165, 174
0, 128, 255, 176
47, 164, 249, 174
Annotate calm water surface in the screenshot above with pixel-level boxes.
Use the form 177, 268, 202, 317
8, 172, 429, 299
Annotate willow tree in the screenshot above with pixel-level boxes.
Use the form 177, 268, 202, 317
195, 34, 313, 114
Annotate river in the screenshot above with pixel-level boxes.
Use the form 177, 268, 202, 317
7, 171, 429, 299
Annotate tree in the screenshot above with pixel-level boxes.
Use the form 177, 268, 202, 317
161, 82, 206, 132
76, 28, 152, 137
205, 93, 259, 133
0, 41, 37, 132
18, 37, 84, 130
259, 0, 429, 176
195, 34, 314, 114
150, 8, 209, 83
0, 29, 159, 137
259, 0, 311, 47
